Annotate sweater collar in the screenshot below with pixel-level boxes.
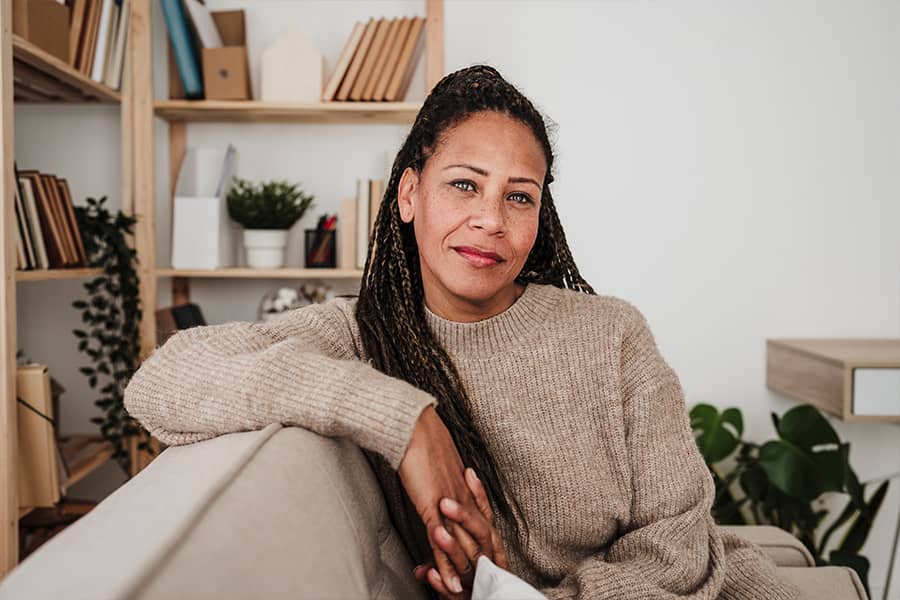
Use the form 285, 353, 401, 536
422, 283, 560, 358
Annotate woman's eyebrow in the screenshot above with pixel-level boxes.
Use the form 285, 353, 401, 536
443, 163, 541, 190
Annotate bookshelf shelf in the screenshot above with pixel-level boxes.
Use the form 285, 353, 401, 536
15, 268, 105, 282
157, 267, 364, 280
12, 35, 121, 104
154, 100, 422, 124
58, 434, 115, 488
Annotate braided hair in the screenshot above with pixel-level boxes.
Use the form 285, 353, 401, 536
355, 64, 596, 554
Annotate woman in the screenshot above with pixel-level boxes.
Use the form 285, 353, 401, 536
124, 65, 800, 600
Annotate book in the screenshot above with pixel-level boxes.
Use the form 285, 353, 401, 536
385, 16, 425, 102
161, 0, 204, 99
41, 174, 77, 266
18, 176, 49, 270
369, 178, 382, 239
90, 0, 115, 82
17, 364, 61, 509
182, 0, 223, 49
336, 18, 377, 102
372, 17, 411, 101
80, 0, 103, 76
322, 21, 365, 102
356, 178, 370, 268
338, 197, 357, 269
57, 179, 88, 266
68, 0, 89, 69
104, 0, 130, 90
14, 174, 35, 269
350, 18, 389, 101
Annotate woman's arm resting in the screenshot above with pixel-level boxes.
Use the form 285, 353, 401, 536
537, 301, 800, 600
123, 301, 435, 469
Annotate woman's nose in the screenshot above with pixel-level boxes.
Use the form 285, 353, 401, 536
470, 195, 505, 234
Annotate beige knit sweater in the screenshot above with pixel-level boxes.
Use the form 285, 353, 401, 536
124, 282, 800, 599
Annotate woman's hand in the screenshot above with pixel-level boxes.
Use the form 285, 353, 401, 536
412, 467, 510, 598
399, 407, 500, 597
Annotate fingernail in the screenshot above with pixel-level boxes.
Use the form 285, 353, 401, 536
438, 525, 452, 542
441, 497, 459, 511
450, 576, 463, 593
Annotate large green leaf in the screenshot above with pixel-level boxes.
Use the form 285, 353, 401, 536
776, 404, 840, 451
690, 404, 743, 463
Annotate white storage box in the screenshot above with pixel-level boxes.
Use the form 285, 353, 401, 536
171, 146, 239, 270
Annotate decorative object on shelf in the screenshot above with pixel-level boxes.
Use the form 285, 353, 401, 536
71, 196, 146, 476
155, 303, 208, 346
690, 402, 889, 597
305, 213, 337, 268
201, 9, 252, 101
12, 0, 70, 63
171, 144, 238, 269
261, 25, 323, 102
258, 283, 335, 322
226, 176, 315, 269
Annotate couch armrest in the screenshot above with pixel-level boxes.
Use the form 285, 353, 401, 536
720, 525, 816, 567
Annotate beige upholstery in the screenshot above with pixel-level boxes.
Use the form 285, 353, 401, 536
721, 525, 816, 567
0, 424, 868, 599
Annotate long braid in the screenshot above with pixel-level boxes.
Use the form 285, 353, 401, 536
356, 65, 595, 557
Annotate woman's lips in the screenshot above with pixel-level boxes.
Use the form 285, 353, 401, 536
453, 247, 503, 267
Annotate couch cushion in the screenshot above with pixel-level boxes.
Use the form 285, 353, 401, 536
720, 525, 816, 567
778, 566, 869, 600
0, 424, 427, 600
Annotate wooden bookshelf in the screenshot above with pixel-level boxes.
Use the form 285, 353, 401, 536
157, 267, 364, 280
1, 0, 134, 578
154, 100, 421, 124
12, 35, 120, 104
15, 268, 105, 282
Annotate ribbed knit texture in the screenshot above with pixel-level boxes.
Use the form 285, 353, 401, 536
123, 283, 800, 600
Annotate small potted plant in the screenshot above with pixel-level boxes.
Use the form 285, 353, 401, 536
226, 176, 315, 268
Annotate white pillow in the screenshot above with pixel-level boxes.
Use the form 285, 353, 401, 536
471, 555, 547, 600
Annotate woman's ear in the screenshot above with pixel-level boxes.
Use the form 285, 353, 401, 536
397, 167, 418, 224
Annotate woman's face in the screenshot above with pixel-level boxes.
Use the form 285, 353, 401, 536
397, 111, 547, 319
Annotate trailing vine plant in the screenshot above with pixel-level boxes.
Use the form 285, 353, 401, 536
71, 196, 148, 475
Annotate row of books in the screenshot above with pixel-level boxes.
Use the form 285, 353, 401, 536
338, 178, 385, 270
14, 165, 89, 271
69, 0, 131, 89
323, 16, 426, 102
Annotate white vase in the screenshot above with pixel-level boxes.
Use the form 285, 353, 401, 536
243, 229, 288, 269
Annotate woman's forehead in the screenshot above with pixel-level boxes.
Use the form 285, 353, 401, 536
430, 114, 547, 179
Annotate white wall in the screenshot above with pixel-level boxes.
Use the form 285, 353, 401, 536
15, 1, 900, 596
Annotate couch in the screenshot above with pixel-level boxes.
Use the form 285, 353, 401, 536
0, 423, 869, 599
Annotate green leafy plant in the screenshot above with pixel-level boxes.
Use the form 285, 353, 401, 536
690, 402, 888, 597
72, 196, 147, 475
226, 176, 315, 229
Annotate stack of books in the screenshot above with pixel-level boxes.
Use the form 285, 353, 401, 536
13, 165, 89, 271
322, 16, 426, 102
68, 0, 131, 89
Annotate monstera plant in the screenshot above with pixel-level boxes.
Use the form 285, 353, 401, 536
690, 402, 888, 597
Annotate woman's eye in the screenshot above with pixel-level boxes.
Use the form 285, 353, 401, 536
452, 180, 475, 192
509, 193, 533, 205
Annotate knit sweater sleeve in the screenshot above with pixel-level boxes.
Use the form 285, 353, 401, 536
539, 300, 800, 600
122, 298, 436, 469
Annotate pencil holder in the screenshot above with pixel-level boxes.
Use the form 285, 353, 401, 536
304, 229, 336, 268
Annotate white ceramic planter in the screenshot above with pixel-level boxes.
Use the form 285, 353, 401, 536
243, 229, 288, 269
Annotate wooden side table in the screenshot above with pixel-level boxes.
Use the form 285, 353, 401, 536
767, 338, 900, 600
